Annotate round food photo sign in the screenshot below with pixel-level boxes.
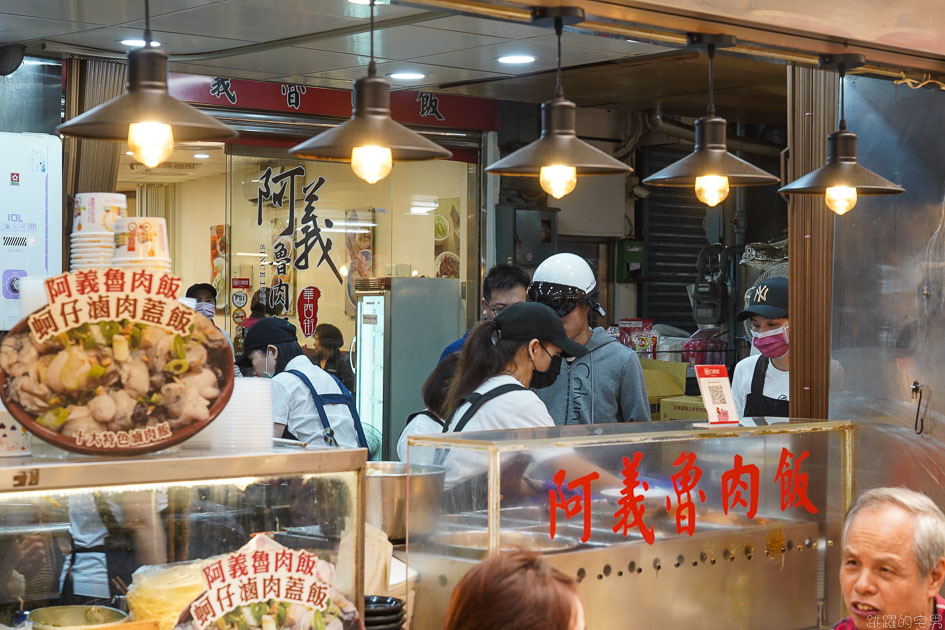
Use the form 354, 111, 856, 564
0, 269, 234, 455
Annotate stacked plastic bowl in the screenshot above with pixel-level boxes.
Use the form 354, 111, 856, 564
70, 192, 126, 270
113, 216, 172, 273
363, 596, 405, 630
183, 378, 273, 452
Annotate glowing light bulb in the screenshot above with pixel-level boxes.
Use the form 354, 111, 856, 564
694, 175, 730, 207
825, 186, 857, 215
539, 165, 577, 199
351, 146, 392, 184
339, 265, 349, 277
128, 122, 174, 168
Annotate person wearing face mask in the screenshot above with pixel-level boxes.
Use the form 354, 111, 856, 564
235, 318, 368, 450
732, 277, 791, 420
185, 283, 235, 356
443, 302, 587, 434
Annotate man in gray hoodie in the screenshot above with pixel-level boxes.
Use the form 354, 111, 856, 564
528, 253, 650, 424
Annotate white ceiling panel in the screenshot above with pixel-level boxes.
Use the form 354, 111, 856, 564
189, 46, 379, 75
0, 14, 100, 43
419, 15, 549, 40
168, 62, 282, 81
299, 25, 507, 60
128, 3, 360, 42
266, 74, 360, 90
231, 0, 429, 21
0, 0, 220, 26
408, 40, 627, 75
309, 60, 506, 88
50, 27, 252, 54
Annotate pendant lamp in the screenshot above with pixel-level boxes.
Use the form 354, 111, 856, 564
55, 0, 236, 168
289, 0, 451, 183
642, 34, 778, 206
779, 54, 904, 215
484, 6, 631, 200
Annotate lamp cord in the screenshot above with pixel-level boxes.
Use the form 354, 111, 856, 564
368, 0, 376, 77
838, 64, 847, 131
144, 0, 152, 46
706, 42, 716, 115
554, 16, 564, 99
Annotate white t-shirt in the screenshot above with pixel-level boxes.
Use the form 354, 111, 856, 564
445, 375, 555, 432
397, 410, 445, 462
271, 355, 362, 449
731, 354, 789, 419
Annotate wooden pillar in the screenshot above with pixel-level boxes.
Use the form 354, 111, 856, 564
786, 66, 837, 419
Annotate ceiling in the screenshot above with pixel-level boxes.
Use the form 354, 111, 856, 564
1, 0, 788, 125
117, 141, 227, 188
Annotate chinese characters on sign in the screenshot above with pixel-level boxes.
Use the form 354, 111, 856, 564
297, 286, 321, 338
417, 92, 445, 121
281, 84, 307, 110
210, 77, 237, 104
256, 167, 342, 288
549, 447, 818, 544
30, 270, 189, 342
189, 538, 335, 630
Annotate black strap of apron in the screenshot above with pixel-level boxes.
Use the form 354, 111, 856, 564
446, 383, 526, 433
285, 369, 369, 450
407, 410, 446, 431
750, 355, 770, 395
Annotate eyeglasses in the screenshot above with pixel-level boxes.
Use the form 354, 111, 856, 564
486, 302, 511, 317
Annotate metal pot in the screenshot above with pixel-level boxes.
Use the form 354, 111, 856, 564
29, 606, 127, 630
365, 462, 446, 540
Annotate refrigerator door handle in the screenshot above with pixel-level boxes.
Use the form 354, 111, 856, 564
349, 336, 357, 373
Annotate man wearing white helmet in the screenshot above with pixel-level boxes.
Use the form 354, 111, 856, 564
527, 253, 650, 424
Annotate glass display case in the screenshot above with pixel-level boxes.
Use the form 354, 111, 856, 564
0, 446, 365, 628
407, 420, 854, 630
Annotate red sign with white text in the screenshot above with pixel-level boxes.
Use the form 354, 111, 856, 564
168, 74, 500, 132
232, 277, 250, 290
297, 286, 321, 338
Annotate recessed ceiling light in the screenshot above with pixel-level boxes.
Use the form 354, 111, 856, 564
389, 72, 426, 81
498, 54, 535, 64
193, 153, 210, 159
121, 39, 161, 47
125, 151, 133, 156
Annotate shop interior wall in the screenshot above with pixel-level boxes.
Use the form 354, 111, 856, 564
175, 174, 226, 329
829, 74, 945, 446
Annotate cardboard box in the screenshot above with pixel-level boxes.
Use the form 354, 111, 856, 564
659, 395, 708, 422
640, 358, 687, 422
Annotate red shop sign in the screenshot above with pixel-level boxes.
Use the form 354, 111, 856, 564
231, 277, 250, 290
297, 286, 321, 338
168, 73, 500, 132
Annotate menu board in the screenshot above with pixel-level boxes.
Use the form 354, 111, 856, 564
0, 269, 234, 455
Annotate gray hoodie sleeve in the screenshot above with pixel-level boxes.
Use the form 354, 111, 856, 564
619, 349, 651, 421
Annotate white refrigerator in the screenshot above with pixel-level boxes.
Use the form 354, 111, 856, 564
355, 277, 463, 461
0, 132, 63, 330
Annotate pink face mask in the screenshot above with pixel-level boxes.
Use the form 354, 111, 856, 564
751, 326, 789, 359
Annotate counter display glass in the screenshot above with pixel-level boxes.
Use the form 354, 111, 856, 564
407, 419, 852, 630
0, 447, 366, 628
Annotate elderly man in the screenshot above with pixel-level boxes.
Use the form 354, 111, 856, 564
835, 487, 945, 629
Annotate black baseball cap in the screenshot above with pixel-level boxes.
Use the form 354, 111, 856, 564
736, 277, 789, 321
235, 317, 298, 367
495, 302, 588, 358
185, 283, 217, 300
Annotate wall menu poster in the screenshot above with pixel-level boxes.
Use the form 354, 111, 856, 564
434, 197, 460, 278
344, 208, 374, 317
210, 225, 227, 310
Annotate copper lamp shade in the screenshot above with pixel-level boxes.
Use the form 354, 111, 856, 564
485, 97, 631, 176
56, 48, 237, 142
289, 75, 452, 162
778, 130, 904, 196
643, 116, 779, 187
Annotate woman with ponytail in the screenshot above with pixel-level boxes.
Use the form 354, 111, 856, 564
444, 302, 587, 433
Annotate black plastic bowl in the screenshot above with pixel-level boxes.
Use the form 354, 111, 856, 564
364, 595, 405, 616
364, 610, 405, 626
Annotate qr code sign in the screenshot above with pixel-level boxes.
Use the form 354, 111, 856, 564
707, 384, 727, 405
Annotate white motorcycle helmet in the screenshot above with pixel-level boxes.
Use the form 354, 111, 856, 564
528, 253, 605, 317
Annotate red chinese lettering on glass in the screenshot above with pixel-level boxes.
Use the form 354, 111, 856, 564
612, 452, 655, 544
666, 451, 706, 536
548, 469, 599, 543
775, 447, 819, 514
721, 454, 759, 519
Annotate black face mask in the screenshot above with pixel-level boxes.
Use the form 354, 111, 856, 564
530, 346, 562, 390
